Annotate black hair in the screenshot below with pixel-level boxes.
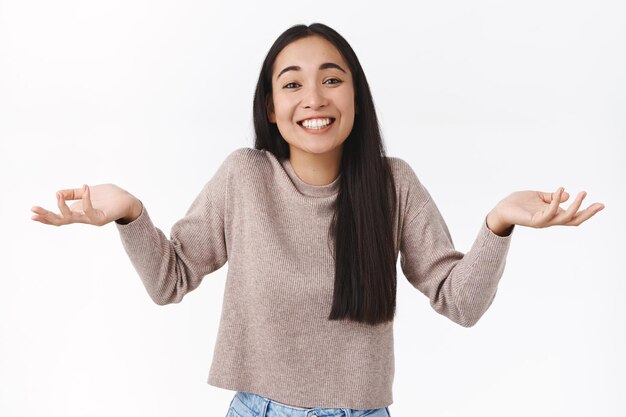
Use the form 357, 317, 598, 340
252, 23, 397, 325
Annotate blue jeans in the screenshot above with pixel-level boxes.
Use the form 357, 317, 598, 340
226, 391, 391, 417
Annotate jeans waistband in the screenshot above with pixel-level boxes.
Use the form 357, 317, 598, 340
231, 391, 357, 417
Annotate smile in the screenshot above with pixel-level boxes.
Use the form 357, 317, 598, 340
297, 117, 336, 133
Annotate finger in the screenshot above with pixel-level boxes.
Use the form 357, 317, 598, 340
56, 187, 84, 201
81, 184, 97, 223
31, 214, 53, 225
32, 207, 64, 226
539, 188, 569, 204
31, 206, 47, 214
568, 203, 602, 226
556, 190, 587, 224
56, 191, 73, 219
542, 186, 564, 225
31, 206, 51, 217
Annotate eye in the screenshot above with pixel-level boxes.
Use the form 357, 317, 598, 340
282, 78, 343, 89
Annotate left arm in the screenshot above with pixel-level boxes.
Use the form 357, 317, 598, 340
400, 186, 604, 327
400, 193, 515, 328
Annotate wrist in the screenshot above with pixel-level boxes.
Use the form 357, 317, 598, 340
117, 198, 143, 225
486, 209, 514, 237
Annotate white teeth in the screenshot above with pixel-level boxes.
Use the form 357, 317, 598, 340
301, 118, 332, 129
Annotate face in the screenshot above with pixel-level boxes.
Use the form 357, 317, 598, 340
267, 35, 356, 160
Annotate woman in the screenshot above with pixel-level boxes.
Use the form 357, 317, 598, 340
30, 23, 604, 417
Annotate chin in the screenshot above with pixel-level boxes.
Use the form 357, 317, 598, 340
290, 142, 342, 156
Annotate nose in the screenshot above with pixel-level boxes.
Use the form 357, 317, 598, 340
301, 83, 328, 109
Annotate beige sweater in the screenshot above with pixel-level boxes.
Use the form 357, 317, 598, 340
115, 147, 514, 409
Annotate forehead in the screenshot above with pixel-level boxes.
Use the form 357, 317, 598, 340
273, 36, 349, 75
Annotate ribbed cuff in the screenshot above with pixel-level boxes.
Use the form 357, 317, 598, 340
114, 201, 157, 245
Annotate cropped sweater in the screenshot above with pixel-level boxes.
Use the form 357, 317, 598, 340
114, 147, 514, 410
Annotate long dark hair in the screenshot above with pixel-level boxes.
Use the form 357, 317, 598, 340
252, 23, 397, 325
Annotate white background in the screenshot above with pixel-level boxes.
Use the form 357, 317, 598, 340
1, 0, 624, 416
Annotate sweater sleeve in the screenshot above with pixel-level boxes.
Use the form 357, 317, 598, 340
114, 151, 234, 305
399, 169, 514, 327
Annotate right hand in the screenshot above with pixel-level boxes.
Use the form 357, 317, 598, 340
30, 184, 142, 227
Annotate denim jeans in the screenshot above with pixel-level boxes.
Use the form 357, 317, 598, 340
226, 391, 391, 417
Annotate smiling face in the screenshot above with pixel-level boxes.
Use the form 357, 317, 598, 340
267, 35, 356, 161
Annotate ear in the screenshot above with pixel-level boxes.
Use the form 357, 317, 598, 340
266, 95, 276, 124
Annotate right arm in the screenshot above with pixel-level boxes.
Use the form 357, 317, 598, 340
114, 154, 232, 305
31, 151, 236, 305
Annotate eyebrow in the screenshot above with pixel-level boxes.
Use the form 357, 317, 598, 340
276, 62, 347, 80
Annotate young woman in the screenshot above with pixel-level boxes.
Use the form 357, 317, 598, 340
30, 23, 604, 417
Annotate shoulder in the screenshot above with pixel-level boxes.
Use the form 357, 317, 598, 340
223, 147, 260, 164
217, 147, 280, 190
386, 155, 413, 173
385, 156, 431, 209
223, 147, 272, 167
385, 156, 422, 189
217, 147, 270, 176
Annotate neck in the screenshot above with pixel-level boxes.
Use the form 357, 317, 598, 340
288, 147, 342, 186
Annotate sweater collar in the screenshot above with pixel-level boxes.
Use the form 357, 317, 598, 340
279, 157, 341, 198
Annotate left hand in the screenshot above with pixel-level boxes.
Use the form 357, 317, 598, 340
488, 186, 605, 234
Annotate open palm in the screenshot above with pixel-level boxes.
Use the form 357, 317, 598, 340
495, 187, 605, 229
31, 184, 137, 227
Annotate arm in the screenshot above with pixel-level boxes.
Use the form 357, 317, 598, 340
400, 182, 514, 328
114, 152, 235, 305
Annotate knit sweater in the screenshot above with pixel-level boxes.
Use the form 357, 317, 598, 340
114, 147, 514, 410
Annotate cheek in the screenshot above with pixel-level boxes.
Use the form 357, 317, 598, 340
274, 100, 294, 122
339, 100, 356, 125
338, 89, 356, 117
